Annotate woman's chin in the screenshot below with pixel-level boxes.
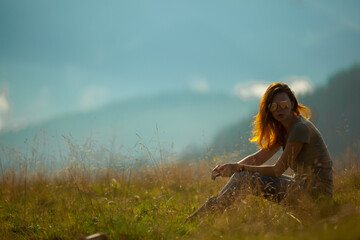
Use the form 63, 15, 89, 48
275, 114, 286, 122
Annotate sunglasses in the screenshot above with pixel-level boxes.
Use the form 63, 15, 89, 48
268, 101, 290, 112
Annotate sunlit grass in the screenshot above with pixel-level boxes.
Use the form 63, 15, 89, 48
0, 138, 360, 240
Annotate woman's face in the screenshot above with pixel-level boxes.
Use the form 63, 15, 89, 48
270, 92, 293, 122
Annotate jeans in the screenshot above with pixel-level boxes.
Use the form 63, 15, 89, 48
185, 171, 332, 222
213, 171, 294, 210
185, 172, 295, 222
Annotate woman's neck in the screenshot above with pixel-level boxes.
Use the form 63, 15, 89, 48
281, 114, 297, 132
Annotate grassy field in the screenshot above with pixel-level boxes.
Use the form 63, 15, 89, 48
1, 141, 360, 240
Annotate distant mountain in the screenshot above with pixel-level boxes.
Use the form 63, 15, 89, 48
211, 65, 360, 160
0, 91, 256, 159
301, 65, 360, 159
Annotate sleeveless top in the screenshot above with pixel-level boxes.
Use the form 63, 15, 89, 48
284, 116, 334, 197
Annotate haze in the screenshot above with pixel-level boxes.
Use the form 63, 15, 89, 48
1, 0, 360, 134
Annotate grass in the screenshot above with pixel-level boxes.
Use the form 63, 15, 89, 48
0, 137, 360, 239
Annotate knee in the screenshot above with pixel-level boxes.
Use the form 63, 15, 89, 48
231, 171, 252, 179
229, 171, 253, 183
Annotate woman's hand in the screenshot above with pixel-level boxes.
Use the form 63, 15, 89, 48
211, 163, 244, 180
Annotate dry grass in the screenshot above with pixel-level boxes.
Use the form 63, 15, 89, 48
0, 141, 360, 240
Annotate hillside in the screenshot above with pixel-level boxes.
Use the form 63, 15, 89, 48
211, 65, 360, 160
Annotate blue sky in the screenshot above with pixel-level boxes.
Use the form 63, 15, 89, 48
0, 0, 360, 132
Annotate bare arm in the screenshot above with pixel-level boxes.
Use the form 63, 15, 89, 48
237, 145, 281, 166
241, 142, 304, 177
211, 145, 281, 180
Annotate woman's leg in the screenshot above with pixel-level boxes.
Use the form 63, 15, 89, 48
185, 172, 293, 222
216, 171, 293, 204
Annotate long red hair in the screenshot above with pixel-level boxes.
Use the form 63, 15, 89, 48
250, 82, 311, 149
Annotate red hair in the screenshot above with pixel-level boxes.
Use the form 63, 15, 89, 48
250, 82, 311, 149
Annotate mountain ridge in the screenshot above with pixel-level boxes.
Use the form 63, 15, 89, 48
0, 91, 256, 156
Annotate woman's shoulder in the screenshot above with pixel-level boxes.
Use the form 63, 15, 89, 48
287, 116, 312, 143
292, 116, 324, 141
291, 116, 311, 132
294, 116, 320, 130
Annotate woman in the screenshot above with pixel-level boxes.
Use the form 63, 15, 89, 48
185, 82, 333, 222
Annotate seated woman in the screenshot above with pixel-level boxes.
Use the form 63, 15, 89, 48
185, 82, 333, 222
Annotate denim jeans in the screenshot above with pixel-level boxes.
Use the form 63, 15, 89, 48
185, 171, 332, 222
213, 171, 294, 210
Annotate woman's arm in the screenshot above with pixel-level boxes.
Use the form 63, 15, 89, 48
241, 142, 304, 177
238, 145, 281, 166
211, 145, 281, 180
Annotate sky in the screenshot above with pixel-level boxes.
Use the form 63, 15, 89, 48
0, 0, 360, 133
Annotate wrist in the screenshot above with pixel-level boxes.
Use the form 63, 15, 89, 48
237, 163, 245, 172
